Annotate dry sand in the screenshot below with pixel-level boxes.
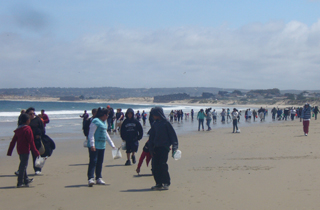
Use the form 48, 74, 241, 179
1, 119, 320, 210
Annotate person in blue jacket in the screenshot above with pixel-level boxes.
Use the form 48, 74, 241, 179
87, 108, 116, 187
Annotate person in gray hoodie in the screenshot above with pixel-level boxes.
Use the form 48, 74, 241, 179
301, 103, 311, 136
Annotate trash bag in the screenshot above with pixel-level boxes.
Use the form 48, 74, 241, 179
83, 139, 88, 148
112, 148, 122, 159
35, 156, 46, 168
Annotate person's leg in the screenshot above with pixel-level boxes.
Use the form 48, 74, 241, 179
107, 118, 112, 131
17, 154, 29, 186
201, 119, 204, 130
152, 147, 162, 186
306, 120, 310, 134
157, 147, 170, 186
315, 113, 318, 120
95, 149, 105, 180
198, 120, 200, 131
87, 148, 98, 180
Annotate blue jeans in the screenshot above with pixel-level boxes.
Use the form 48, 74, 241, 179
198, 119, 204, 130
87, 148, 105, 180
206, 119, 211, 129
107, 118, 113, 131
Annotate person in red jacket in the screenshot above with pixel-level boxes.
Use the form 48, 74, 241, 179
40, 109, 50, 127
7, 113, 40, 188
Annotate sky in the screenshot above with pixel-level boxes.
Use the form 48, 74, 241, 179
1, 0, 320, 90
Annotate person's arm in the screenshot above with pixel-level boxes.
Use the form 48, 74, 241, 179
120, 121, 126, 141
28, 128, 40, 157
105, 131, 116, 148
166, 123, 178, 153
88, 123, 97, 149
7, 134, 17, 156
137, 122, 143, 140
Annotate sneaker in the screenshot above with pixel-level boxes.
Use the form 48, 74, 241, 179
14, 170, 19, 176
96, 178, 106, 185
151, 184, 163, 190
26, 178, 34, 184
125, 160, 131, 166
305, 133, 308, 136
17, 184, 29, 188
35, 171, 41, 175
88, 178, 95, 187
131, 155, 136, 164
162, 184, 170, 190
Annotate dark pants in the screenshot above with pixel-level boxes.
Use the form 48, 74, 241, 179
18, 154, 29, 185
152, 147, 170, 186
107, 118, 113, 131
87, 148, 105, 180
198, 119, 204, 130
315, 113, 318, 120
291, 114, 295, 121
233, 119, 238, 132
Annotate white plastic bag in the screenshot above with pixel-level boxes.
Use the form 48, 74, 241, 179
35, 156, 46, 168
83, 139, 88, 148
173, 150, 182, 160
112, 148, 122, 159
121, 142, 126, 150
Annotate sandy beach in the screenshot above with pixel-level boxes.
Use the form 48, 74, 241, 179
1, 116, 320, 210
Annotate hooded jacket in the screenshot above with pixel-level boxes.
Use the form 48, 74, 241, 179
7, 125, 40, 156
148, 107, 178, 154
120, 108, 143, 142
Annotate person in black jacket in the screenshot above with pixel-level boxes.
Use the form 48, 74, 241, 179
120, 108, 143, 165
148, 107, 178, 190
26, 107, 45, 174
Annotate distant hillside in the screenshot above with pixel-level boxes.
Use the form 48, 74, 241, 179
0, 87, 247, 99
0, 87, 316, 100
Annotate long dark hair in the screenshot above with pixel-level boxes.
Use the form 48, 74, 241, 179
95, 107, 109, 119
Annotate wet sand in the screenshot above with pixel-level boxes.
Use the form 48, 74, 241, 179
1, 118, 320, 210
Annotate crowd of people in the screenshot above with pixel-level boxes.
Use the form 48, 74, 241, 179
81, 105, 179, 190
7, 102, 316, 189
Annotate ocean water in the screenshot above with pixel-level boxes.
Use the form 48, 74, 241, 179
0, 100, 255, 138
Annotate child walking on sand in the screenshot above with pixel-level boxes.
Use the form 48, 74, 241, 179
120, 108, 143, 166
7, 113, 40, 188
148, 107, 179, 190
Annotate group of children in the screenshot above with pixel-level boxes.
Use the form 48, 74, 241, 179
84, 106, 179, 190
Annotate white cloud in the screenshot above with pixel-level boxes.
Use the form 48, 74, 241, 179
1, 20, 320, 90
